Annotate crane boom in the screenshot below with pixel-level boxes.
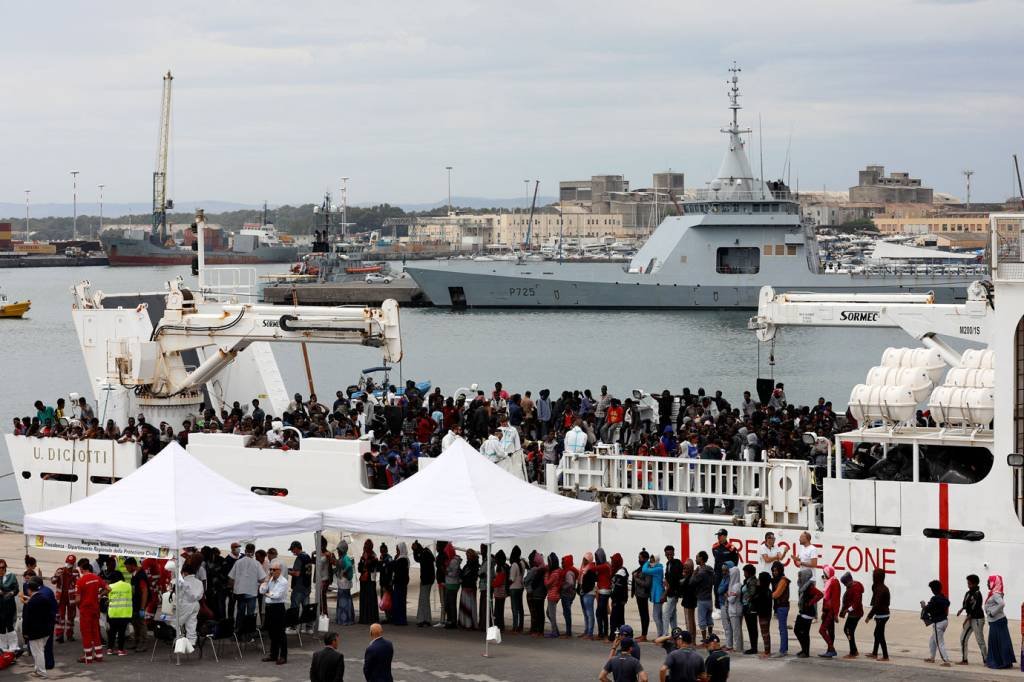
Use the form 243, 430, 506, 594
748, 281, 992, 365
152, 71, 173, 244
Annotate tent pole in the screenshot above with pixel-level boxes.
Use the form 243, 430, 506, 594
174, 546, 182, 666
313, 530, 321, 620
598, 520, 602, 548
483, 542, 492, 658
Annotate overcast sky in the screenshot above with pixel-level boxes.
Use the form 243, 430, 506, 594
2, 0, 1021, 207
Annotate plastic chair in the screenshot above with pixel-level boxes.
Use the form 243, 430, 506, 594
149, 621, 178, 662
284, 606, 304, 647
235, 613, 266, 657
199, 618, 241, 662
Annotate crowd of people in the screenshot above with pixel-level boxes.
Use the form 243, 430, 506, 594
0, 528, 1017, 679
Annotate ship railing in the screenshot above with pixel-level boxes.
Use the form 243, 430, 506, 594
991, 213, 1024, 281
688, 189, 796, 202
850, 263, 988, 278
203, 267, 257, 302
557, 452, 811, 526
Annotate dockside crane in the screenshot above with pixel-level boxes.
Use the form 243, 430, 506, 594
152, 71, 174, 245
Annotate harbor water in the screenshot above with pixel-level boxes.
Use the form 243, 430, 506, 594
0, 263, 915, 522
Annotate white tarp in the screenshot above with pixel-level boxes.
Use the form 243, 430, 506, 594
24, 441, 322, 549
321, 438, 601, 542
870, 241, 976, 262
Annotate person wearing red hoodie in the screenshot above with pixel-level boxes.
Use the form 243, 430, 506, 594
594, 548, 612, 640
543, 553, 563, 638
818, 565, 840, 658
839, 571, 865, 658
560, 555, 579, 638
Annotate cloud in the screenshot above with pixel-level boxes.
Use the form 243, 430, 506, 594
0, 0, 1020, 205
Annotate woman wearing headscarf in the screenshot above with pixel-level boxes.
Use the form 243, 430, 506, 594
334, 540, 355, 625
579, 551, 597, 640
543, 553, 563, 637
524, 551, 547, 636
459, 548, 480, 629
443, 545, 461, 629
631, 550, 652, 641
390, 543, 410, 626
770, 561, 791, 656
411, 541, 435, 627
864, 568, 890, 660
508, 546, 527, 634
984, 575, 1016, 669
724, 562, 743, 652
819, 565, 840, 658
594, 548, 612, 640
609, 553, 629, 640
641, 552, 665, 638
357, 540, 379, 625
794, 567, 822, 658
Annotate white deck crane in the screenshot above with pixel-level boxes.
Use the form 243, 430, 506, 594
152, 71, 173, 245
748, 281, 993, 367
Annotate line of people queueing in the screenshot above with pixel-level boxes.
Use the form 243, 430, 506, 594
326, 531, 1019, 673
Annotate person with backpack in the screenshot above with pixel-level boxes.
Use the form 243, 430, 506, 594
559, 555, 578, 638
956, 573, 986, 665
580, 552, 598, 640
641, 553, 665, 638
610, 553, 629, 641
631, 550, 652, 642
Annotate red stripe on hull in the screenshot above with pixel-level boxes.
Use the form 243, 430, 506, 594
938, 483, 949, 592
680, 522, 690, 563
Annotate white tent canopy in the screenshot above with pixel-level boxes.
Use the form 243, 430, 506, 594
322, 438, 601, 543
24, 441, 323, 550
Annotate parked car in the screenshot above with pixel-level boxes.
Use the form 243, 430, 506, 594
365, 273, 392, 284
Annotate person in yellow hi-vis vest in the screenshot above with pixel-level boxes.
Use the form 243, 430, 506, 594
105, 572, 134, 657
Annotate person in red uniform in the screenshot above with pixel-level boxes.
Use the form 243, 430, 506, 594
818, 565, 840, 658
141, 557, 170, 619
74, 559, 109, 664
51, 555, 80, 643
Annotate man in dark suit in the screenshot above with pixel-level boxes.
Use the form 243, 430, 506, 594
363, 623, 394, 682
310, 631, 345, 682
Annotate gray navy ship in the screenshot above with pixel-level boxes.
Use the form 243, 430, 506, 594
406, 68, 982, 308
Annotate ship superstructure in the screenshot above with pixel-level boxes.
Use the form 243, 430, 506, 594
404, 66, 983, 308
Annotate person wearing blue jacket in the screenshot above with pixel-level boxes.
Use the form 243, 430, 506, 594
642, 555, 666, 638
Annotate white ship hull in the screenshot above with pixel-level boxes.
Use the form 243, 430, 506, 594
9, 428, 1019, 614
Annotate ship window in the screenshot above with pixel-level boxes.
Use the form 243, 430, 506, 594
787, 245, 798, 256
89, 476, 123, 485
40, 473, 79, 483
843, 442, 992, 484
716, 247, 760, 274
251, 486, 288, 497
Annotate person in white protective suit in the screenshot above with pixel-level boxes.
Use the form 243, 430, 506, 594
498, 416, 528, 481
176, 562, 205, 646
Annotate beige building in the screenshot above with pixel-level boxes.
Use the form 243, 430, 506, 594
491, 212, 629, 246
875, 214, 992, 235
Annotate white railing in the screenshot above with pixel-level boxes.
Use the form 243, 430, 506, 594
202, 267, 257, 302
558, 452, 811, 526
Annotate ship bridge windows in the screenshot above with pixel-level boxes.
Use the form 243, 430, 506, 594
716, 247, 760, 274
842, 442, 992, 484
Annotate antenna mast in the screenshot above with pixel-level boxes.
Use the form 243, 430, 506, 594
153, 71, 173, 245
962, 169, 974, 211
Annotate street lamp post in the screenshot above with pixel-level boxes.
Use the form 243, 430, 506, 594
445, 166, 453, 217
340, 176, 349, 240
24, 190, 30, 237
98, 184, 105, 238
70, 170, 80, 241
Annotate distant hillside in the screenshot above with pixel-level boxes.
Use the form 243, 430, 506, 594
0, 200, 261, 219
394, 196, 557, 211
